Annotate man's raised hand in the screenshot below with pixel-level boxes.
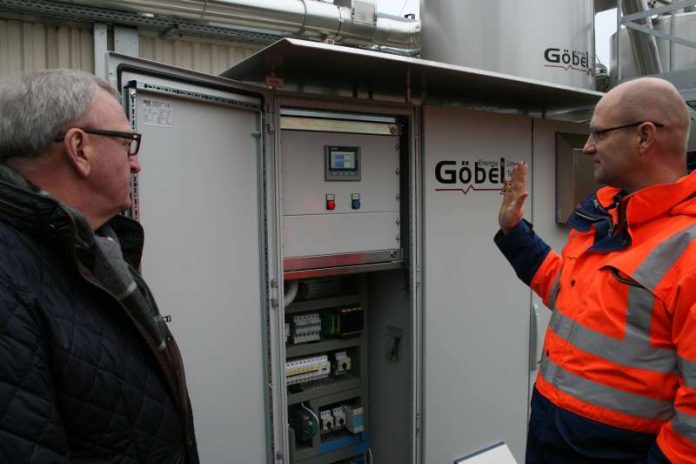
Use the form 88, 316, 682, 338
498, 161, 529, 234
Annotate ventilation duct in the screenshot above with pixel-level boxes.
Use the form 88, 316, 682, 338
58, 0, 420, 50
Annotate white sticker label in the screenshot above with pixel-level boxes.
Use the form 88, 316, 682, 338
142, 98, 172, 127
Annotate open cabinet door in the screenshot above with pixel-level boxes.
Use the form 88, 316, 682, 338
107, 54, 276, 464
422, 106, 533, 464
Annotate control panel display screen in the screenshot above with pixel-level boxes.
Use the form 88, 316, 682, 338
325, 146, 361, 181
330, 151, 356, 170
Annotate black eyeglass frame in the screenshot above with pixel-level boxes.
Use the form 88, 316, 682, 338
588, 121, 664, 141
54, 128, 142, 156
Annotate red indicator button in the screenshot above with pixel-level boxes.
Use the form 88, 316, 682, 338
326, 194, 336, 210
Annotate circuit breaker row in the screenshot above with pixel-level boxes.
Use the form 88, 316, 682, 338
319, 404, 364, 435
290, 401, 364, 442
285, 306, 364, 345
285, 351, 352, 385
285, 284, 367, 464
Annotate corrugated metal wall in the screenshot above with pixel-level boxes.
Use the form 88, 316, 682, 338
0, 15, 261, 76
138, 32, 260, 76
0, 16, 94, 73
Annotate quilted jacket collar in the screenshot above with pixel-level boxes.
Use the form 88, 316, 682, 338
0, 167, 144, 269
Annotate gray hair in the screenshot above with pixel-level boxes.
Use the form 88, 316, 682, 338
0, 69, 120, 163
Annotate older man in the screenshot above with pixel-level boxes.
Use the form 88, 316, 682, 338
496, 77, 695, 463
0, 69, 198, 463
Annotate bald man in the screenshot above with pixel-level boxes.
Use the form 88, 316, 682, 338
495, 77, 695, 463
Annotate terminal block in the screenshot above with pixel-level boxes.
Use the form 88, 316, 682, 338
332, 406, 347, 430
291, 313, 321, 344
286, 355, 331, 385
320, 409, 334, 434
318, 404, 357, 434
321, 305, 364, 337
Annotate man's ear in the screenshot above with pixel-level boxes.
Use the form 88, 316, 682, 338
62, 128, 91, 177
637, 122, 658, 152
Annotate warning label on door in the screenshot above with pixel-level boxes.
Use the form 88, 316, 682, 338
142, 99, 172, 127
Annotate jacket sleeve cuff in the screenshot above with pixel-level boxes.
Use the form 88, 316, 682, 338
646, 441, 671, 464
494, 219, 551, 285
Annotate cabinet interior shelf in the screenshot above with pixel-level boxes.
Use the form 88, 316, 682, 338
287, 375, 361, 405
286, 336, 361, 358
285, 294, 361, 315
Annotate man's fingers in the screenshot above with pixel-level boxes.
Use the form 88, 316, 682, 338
512, 161, 527, 188
503, 161, 527, 192
498, 161, 528, 232
515, 192, 529, 207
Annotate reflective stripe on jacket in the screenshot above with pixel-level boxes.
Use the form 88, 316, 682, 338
496, 169, 696, 464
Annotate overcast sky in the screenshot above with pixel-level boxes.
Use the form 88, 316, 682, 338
376, 0, 616, 65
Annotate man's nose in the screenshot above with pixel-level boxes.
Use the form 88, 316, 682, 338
583, 136, 596, 155
129, 156, 141, 174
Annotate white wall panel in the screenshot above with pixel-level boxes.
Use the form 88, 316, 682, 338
0, 16, 93, 73
138, 32, 259, 75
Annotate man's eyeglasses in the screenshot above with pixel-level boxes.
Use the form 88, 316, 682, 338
55, 128, 142, 156
588, 121, 664, 142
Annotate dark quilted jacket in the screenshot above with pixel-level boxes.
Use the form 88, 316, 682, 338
0, 180, 199, 463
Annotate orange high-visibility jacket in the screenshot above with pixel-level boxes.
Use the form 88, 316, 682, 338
497, 170, 696, 463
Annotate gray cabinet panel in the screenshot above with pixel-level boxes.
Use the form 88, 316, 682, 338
281, 130, 400, 259
129, 81, 267, 463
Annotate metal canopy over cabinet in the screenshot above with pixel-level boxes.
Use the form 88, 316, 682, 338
223, 38, 602, 119
107, 38, 600, 464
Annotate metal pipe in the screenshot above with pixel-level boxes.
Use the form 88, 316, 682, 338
670, 6, 675, 71
621, 0, 663, 75
617, 0, 623, 83
62, 0, 420, 49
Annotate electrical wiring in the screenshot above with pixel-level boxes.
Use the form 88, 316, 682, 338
300, 402, 320, 436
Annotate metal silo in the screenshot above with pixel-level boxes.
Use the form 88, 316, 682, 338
421, 0, 595, 89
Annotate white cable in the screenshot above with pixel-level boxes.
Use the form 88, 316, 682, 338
284, 280, 299, 307
368, 447, 374, 464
